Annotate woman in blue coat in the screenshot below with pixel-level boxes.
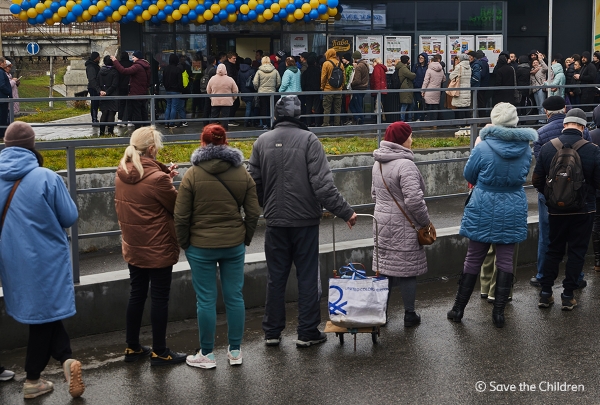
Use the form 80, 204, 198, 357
279, 57, 302, 93
447, 103, 538, 328
0, 122, 85, 399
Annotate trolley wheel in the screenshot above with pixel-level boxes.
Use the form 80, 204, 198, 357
371, 331, 378, 344
336, 332, 344, 345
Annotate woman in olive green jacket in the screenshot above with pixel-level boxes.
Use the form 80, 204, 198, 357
395, 55, 416, 121
174, 124, 260, 369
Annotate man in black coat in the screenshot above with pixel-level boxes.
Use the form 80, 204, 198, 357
85, 51, 101, 123
223, 52, 240, 124
532, 108, 600, 310
117, 52, 133, 125
577, 51, 597, 111
0, 57, 12, 139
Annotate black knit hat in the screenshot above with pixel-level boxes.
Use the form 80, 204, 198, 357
542, 96, 565, 111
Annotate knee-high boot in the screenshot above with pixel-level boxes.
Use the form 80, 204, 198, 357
447, 273, 478, 322
593, 232, 600, 271
492, 270, 513, 328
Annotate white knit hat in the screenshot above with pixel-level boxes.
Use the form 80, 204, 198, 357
490, 102, 519, 127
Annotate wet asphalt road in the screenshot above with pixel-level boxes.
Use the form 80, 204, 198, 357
1, 257, 598, 404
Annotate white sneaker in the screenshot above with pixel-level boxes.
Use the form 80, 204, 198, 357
186, 351, 216, 369
227, 347, 243, 366
0, 369, 15, 381
229, 122, 239, 127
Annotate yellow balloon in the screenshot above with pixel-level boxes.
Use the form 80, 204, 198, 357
327, 6, 336, 15
57, 6, 68, 17
248, 0, 257, 9
257, 14, 265, 23
203, 9, 213, 20
148, 4, 158, 14
210, 4, 219, 13
309, 0, 318, 7
26, 8, 38, 18
89, 5, 99, 15
52, 12, 61, 22
126, 1, 135, 10
12, 0, 21, 4
119, 5, 128, 15
263, 8, 273, 19
227, 13, 237, 22
134, 15, 143, 22
112, 10, 122, 20
19, 10, 28, 20
270, 3, 280, 13
106, 16, 114, 22
279, 0, 288, 8
293, 8, 303, 19
319, 13, 328, 20
178, 4, 188, 14
66, 1, 75, 11
142, 10, 151, 19
167, 0, 173, 4
45, 0, 52, 6
196, 15, 206, 23
157, 1, 166, 10
172, 10, 182, 19
188, 0, 198, 8
35, 3, 46, 13
286, 14, 295, 22
240, 4, 249, 13
82, 10, 91, 19
137, 0, 143, 4
258, 0, 264, 3
76, 16, 84, 22
165, 15, 174, 23
97, 1, 106, 11
218, 0, 227, 9
301, 3, 310, 13
46, 18, 54, 25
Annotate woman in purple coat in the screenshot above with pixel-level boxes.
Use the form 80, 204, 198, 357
372, 122, 431, 327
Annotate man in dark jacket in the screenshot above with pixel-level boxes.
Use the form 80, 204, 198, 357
301, 55, 321, 126
162, 54, 184, 128
531, 96, 592, 289
0, 57, 13, 139
532, 108, 600, 310
412, 52, 428, 121
467, 51, 482, 115
475, 50, 490, 117
110, 50, 151, 129
96, 55, 120, 135
178, 55, 193, 126
248, 95, 357, 348
350, 50, 369, 125
85, 51, 101, 123
237, 58, 256, 127
117, 52, 133, 125
577, 51, 597, 111
275, 50, 287, 79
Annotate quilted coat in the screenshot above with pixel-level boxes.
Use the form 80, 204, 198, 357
371, 141, 430, 277
450, 58, 472, 108
460, 125, 538, 244
421, 61, 445, 105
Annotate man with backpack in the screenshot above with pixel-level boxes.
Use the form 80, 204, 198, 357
532, 108, 600, 310
320, 48, 344, 126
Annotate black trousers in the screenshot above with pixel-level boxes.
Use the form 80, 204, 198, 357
25, 321, 72, 380
477, 90, 488, 117
117, 89, 128, 121
540, 213, 594, 297
99, 109, 116, 134
211, 105, 230, 130
229, 97, 240, 118
263, 225, 321, 340
126, 264, 173, 354
88, 87, 100, 122
126, 98, 148, 129
0, 101, 8, 138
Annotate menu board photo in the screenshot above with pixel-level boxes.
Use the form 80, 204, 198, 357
291, 34, 308, 56
383, 36, 412, 74
418, 35, 446, 60
356, 35, 383, 73
327, 35, 354, 55
475, 35, 503, 73
447, 35, 474, 69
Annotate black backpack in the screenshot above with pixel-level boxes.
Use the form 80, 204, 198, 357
327, 60, 344, 89
544, 138, 588, 211
390, 70, 401, 89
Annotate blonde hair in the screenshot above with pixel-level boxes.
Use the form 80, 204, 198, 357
372, 58, 382, 64
261, 56, 271, 65
119, 126, 163, 178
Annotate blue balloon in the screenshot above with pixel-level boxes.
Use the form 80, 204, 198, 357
218, 9, 226, 19
66, 12, 76, 22
164, 5, 173, 14
225, 4, 235, 13
204, 1, 211, 8
285, 4, 294, 13
157, 10, 166, 19
272, 14, 280, 21
188, 10, 196, 19
317, 4, 326, 13
255, 4, 264, 13
35, 14, 45, 23
142, 0, 150, 8
72, 4, 83, 16
150, 15, 160, 23
50, 2, 60, 12
278, 9, 287, 18
103, 6, 113, 15
308, 9, 317, 19
22, 2, 31, 11
9, 4, 21, 14
126, 10, 135, 20
264, 0, 272, 6
240, 14, 247, 21
247, 9, 256, 19
97, 12, 106, 21
234, 0, 242, 7
327, 0, 338, 7
81, 0, 92, 8
212, 15, 220, 22
303, 14, 310, 21
110, 0, 120, 10
195, 5, 205, 13
43, 9, 53, 18
133, 5, 143, 15
181, 15, 189, 23
172, 1, 181, 8
294, 0, 302, 8
91, 15, 98, 22
60, 0, 67, 6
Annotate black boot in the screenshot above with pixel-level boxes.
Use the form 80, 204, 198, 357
593, 231, 600, 271
447, 273, 478, 322
492, 270, 514, 328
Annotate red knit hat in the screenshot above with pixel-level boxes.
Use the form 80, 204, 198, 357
384, 121, 412, 145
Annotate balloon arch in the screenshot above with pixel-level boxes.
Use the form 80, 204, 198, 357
9, 0, 341, 26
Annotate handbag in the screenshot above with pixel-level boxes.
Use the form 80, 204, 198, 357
1, 179, 21, 236
379, 164, 436, 245
446, 66, 461, 97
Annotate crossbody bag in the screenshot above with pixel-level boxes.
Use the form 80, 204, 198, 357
1, 179, 22, 237
198, 166, 242, 210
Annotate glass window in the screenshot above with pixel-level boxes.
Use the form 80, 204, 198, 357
493, 2, 503, 31
380, 2, 414, 32
281, 33, 327, 56
417, 1, 458, 31
333, 2, 372, 31
461, 2, 495, 31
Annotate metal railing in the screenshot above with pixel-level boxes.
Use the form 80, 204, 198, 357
0, 83, 586, 282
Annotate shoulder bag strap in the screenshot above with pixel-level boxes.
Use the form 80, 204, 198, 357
550, 137, 563, 151
1, 179, 21, 231
379, 163, 416, 230
198, 166, 242, 209
572, 139, 589, 151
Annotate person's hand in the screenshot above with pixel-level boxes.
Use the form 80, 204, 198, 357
110, 55, 117, 62
346, 212, 358, 229
100, 91, 106, 96
574, 74, 580, 80
168, 163, 179, 180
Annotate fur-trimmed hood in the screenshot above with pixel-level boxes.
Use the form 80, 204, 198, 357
191, 144, 244, 175
479, 125, 538, 159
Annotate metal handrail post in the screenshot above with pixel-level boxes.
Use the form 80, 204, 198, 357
376, 91, 382, 147
269, 94, 274, 128
150, 97, 156, 128
66, 146, 80, 283
470, 89, 478, 150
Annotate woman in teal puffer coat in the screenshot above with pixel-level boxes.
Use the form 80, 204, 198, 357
279, 57, 302, 93
447, 103, 538, 329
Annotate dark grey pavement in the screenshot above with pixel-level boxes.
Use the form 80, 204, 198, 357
0, 257, 596, 404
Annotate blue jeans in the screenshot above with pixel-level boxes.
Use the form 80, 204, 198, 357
185, 243, 246, 352
244, 99, 253, 125
400, 103, 413, 122
164, 92, 181, 126
349, 93, 364, 122
533, 90, 546, 122
176, 94, 187, 122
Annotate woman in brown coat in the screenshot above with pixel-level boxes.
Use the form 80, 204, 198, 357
115, 126, 187, 366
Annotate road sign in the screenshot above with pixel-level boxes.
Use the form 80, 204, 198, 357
26, 42, 40, 56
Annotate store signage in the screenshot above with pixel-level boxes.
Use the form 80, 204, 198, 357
340, 8, 386, 25
475, 35, 503, 73
328, 35, 354, 53
291, 35, 308, 56
383, 36, 411, 74
418, 36, 446, 60
356, 35, 383, 73
447, 35, 474, 70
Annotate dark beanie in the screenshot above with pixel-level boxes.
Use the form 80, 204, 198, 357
582, 51, 591, 60
4, 121, 35, 149
276, 50, 286, 58
243, 57, 252, 65
518, 55, 529, 64
132, 50, 143, 59
343, 52, 352, 62
352, 51, 362, 61
90, 51, 100, 60
542, 96, 565, 111
384, 121, 412, 145
103, 55, 113, 66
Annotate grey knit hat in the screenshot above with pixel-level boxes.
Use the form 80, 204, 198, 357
274, 95, 301, 119
490, 102, 519, 127
4, 121, 36, 149
563, 108, 587, 126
